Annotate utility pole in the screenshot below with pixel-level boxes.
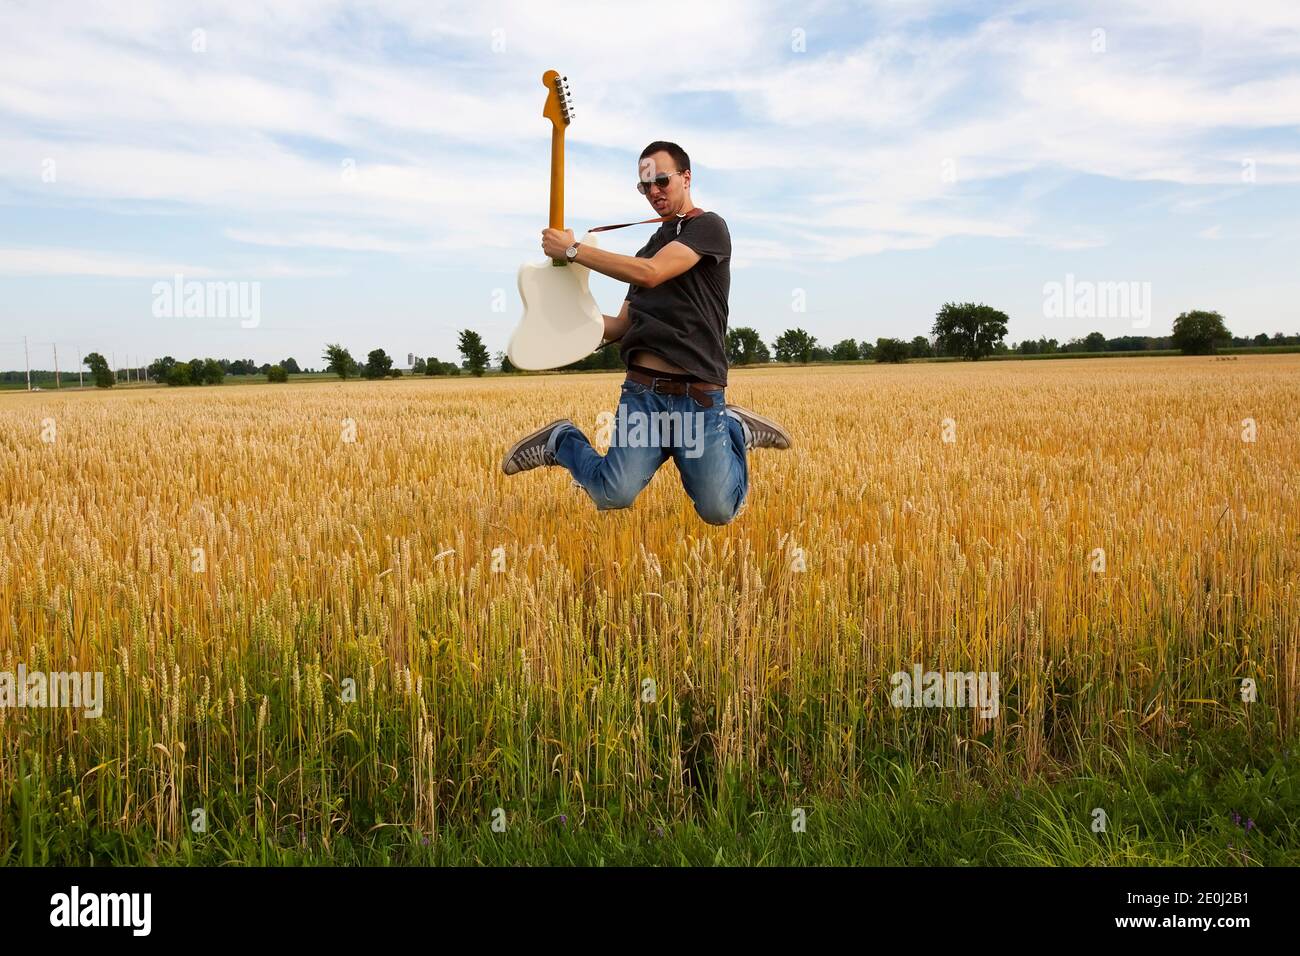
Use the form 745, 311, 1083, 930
24, 336, 31, 391
53, 343, 60, 389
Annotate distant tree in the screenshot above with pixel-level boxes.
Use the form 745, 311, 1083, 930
932, 302, 1009, 360
773, 328, 816, 363
726, 327, 771, 365
458, 330, 490, 377
421, 357, 464, 376
267, 364, 288, 383
201, 358, 225, 385
412, 357, 428, 375
1019, 336, 1060, 355
1084, 331, 1108, 352
809, 346, 832, 362
830, 339, 860, 362
165, 362, 192, 387
324, 343, 358, 379
566, 343, 623, 370
1171, 310, 1231, 355
228, 359, 253, 375
858, 340, 876, 361
874, 338, 910, 363
148, 356, 177, 381
84, 352, 114, 388
1105, 336, 1146, 352
910, 335, 933, 359
388, 367, 402, 378
281, 357, 301, 374
363, 348, 393, 379
497, 352, 518, 373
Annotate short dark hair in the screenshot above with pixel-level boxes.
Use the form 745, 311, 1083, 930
639, 141, 690, 173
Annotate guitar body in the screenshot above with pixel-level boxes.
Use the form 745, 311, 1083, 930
509, 231, 604, 370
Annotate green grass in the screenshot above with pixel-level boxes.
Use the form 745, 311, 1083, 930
7, 728, 1295, 866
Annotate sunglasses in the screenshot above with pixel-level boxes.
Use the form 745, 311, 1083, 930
636, 171, 683, 195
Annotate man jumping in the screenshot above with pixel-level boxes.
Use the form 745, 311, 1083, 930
501, 141, 791, 525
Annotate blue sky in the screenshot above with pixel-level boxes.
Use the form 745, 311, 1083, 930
1, 0, 1298, 370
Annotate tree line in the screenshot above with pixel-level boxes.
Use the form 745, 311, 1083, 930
321, 332, 492, 379
139, 355, 307, 386
545, 305, 1285, 372
43, 305, 1300, 391
723, 306, 1289, 365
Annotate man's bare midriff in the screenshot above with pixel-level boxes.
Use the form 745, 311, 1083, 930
629, 349, 723, 387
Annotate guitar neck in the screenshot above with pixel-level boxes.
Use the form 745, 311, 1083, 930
549, 125, 565, 230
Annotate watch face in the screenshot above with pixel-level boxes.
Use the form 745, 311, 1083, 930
566, 244, 578, 259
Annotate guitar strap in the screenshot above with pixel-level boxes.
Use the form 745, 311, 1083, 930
588, 206, 706, 236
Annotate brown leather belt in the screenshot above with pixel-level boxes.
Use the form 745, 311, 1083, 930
625, 368, 719, 408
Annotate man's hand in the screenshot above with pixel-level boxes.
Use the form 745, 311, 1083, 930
542, 228, 575, 260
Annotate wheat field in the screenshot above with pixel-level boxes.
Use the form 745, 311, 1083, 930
1, 356, 1297, 860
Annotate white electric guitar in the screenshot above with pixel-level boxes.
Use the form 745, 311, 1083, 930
508, 70, 604, 371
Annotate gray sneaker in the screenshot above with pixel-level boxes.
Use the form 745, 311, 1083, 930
502, 419, 575, 475
725, 405, 792, 450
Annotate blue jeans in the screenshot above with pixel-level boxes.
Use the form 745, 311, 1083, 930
550, 379, 749, 525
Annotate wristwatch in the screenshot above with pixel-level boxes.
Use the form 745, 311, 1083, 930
565, 242, 581, 261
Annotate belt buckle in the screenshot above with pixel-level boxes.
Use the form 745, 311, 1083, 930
650, 376, 675, 395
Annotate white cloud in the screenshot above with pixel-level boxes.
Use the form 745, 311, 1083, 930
1, 0, 1298, 305
0, 248, 218, 278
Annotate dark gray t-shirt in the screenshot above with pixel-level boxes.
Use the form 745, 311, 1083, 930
621, 210, 731, 386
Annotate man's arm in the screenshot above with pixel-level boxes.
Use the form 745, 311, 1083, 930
541, 228, 700, 288
578, 241, 699, 289
602, 298, 631, 344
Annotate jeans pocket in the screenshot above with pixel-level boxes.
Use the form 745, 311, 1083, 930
692, 388, 724, 409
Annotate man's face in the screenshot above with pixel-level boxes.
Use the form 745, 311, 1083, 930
639, 151, 689, 215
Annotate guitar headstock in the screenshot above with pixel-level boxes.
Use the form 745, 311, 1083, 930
541, 69, 574, 129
